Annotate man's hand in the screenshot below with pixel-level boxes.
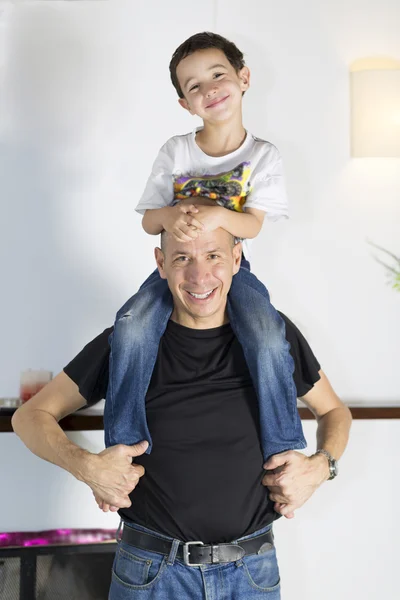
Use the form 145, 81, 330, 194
81, 440, 149, 512
262, 450, 330, 519
163, 204, 204, 242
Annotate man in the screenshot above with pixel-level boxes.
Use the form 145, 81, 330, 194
12, 229, 352, 599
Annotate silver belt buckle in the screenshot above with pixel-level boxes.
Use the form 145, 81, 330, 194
183, 541, 204, 566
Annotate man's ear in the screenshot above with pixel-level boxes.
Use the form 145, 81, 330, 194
154, 247, 167, 279
232, 242, 242, 275
178, 97, 195, 115
239, 66, 250, 92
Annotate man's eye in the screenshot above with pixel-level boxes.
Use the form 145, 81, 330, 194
175, 256, 188, 262
209, 254, 220, 260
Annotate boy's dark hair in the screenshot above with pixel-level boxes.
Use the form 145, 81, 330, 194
169, 32, 245, 98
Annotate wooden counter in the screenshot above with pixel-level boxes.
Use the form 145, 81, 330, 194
1, 406, 399, 433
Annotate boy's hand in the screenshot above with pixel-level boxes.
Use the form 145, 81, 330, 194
193, 205, 225, 233
163, 204, 205, 242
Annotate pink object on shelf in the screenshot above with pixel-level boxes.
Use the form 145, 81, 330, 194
0, 528, 117, 548
19, 369, 53, 403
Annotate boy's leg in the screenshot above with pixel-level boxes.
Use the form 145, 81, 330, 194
227, 265, 305, 459
104, 271, 173, 448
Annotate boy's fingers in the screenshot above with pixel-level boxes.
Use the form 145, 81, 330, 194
184, 204, 198, 213
173, 232, 193, 242
182, 225, 199, 238
187, 217, 204, 230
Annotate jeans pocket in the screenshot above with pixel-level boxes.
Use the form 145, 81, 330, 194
240, 546, 280, 592
112, 542, 166, 590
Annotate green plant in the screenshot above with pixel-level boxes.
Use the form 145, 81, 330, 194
368, 241, 400, 292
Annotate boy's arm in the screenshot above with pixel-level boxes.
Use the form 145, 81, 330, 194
142, 207, 170, 235
136, 140, 202, 242
142, 204, 204, 241
194, 204, 266, 239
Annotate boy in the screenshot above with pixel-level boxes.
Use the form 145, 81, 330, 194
105, 33, 301, 460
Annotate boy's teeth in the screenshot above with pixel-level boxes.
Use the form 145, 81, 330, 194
189, 290, 213, 299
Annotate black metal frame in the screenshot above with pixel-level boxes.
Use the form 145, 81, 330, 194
0, 542, 117, 600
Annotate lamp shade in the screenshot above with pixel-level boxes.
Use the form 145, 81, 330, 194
350, 58, 400, 157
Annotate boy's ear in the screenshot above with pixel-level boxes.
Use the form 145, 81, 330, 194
178, 97, 195, 115
239, 66, 250, 92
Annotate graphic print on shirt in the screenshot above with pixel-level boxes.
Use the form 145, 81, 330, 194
173, 162, 252, 213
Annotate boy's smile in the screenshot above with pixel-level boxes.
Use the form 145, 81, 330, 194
176, 48, 250, 123
205, 95, 230, 109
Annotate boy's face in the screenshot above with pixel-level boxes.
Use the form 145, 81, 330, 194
176, 48, 250, 123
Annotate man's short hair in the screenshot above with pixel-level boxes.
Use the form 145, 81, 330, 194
160, 230, 168, 253
169, 32, 246, 99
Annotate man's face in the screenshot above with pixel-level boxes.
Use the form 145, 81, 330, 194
176, 48, 250, 123
155, 229, 242, 329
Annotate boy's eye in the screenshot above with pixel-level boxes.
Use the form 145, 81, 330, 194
189, 84, 199, 92
213, 73, 224, 78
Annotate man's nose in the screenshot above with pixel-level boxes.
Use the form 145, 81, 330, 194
186, 261, 210, 285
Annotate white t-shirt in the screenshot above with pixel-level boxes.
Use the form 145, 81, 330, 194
136, 127, 288, 260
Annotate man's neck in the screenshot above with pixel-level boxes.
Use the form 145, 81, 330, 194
195, 118, 246, 157
170, 308, 229, 330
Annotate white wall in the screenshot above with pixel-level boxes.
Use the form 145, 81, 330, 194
0, 2, 398, 599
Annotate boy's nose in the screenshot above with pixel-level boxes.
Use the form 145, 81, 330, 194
205, 84, 218, 98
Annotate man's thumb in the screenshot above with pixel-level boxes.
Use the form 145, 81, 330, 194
263, 451, 289, 470
129, 440, 149, 456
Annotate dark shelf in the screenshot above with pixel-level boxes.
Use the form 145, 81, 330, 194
298, 406, 400, 420
0, 410, 104, 433
1, 406, 399, 433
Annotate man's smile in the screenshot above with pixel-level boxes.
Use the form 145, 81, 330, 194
185, 288, 217, 301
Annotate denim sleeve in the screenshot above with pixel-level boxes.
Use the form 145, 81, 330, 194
63, 327, 113, 405
278, 313, 321, 397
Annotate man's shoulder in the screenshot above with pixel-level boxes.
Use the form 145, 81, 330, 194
277, 311, 299, 338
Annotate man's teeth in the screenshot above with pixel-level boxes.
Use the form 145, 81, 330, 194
188, 290, 214, 299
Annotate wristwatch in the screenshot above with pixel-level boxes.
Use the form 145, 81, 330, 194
314, 449, 338, 480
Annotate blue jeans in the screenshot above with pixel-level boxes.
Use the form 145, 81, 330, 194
109, 521, 281, 599
105, 258, 306, 461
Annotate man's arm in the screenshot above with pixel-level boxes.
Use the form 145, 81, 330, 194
262, 370, 352, 518
12, 372, 148, 510
303, 370, 352, 464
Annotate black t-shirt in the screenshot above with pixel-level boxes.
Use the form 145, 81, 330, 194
64, 313, 320, 544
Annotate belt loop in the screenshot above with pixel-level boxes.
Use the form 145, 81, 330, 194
166, 538, 180, 566
115, 519, 123, 543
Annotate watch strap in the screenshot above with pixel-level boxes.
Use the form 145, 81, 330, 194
315, 449, 338, 480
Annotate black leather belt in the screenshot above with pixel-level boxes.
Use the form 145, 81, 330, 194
121, 525, 274, 566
